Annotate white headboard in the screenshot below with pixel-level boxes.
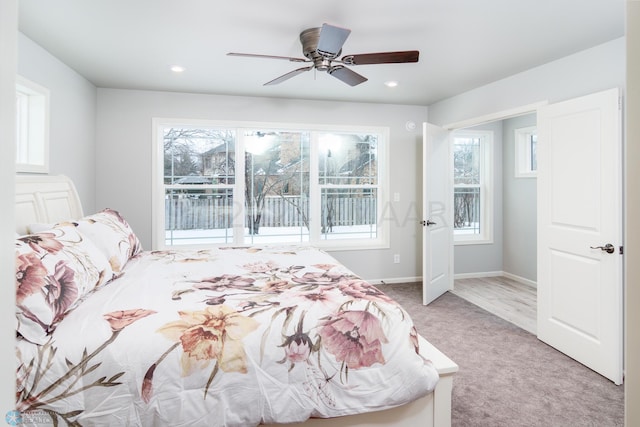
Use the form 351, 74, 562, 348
15, 175, 84, 235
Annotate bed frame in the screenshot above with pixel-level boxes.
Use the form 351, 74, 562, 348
15, 174, 458, 427
15, 174, 83, 236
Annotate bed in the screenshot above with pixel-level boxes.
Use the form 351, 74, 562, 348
14, 174, 458, 427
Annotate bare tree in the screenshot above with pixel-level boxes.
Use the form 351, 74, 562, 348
164, 128, 235, 182
321, 136, 376, 233
453, 142, 479, 229
245, 132, 309, 234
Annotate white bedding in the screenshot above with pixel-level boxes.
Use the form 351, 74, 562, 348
16, 241, 440, 426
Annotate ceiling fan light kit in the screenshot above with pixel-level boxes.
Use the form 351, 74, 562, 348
227, 23, 419, 87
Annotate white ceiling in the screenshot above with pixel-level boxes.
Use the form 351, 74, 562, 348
18, 0, 625, 106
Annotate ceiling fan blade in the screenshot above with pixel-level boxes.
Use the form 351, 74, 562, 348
227, 52, 308, 63
341, 50, 420, 65
264, 66, 313, 86
317, 23, 351, 57
328, 65, 368, 86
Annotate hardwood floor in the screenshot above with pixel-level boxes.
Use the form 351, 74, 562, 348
451, 276, 537, 334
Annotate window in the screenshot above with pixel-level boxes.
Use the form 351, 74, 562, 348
453, 130, 493, 244
16, 76, 49, 173
515, 126, 537, 178
152, 119, 388, 250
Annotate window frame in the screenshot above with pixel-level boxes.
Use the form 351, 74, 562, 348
452, 130, 494, 245
515, 126, 537, 178
152, 118, 390, 251
15, 75, 50, 174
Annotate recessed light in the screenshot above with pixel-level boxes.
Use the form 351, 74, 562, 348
384, 80, 398, 88
170, 65, 186, 73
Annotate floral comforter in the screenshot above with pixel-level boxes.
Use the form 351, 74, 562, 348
16, 245, 439, 426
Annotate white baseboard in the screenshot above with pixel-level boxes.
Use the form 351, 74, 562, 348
365, 272, 537, 288
454, 270, 537, 288
502, 271, 537, 288
453, 271, 503, 280
366, 276, 421, 286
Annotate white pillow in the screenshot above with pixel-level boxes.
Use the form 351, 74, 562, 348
74, 208, 143, 272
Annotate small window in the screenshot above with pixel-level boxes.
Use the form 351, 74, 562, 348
16, 76, 49, 173
453, 130, 493, 244
515, 126, 537, 178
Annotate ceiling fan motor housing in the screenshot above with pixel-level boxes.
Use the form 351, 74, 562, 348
300, 27, 338, 70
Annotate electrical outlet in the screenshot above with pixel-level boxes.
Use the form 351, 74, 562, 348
393, 254, 400, 263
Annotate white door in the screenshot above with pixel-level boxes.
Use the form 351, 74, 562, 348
537, 88, 623, 384
422, 123, 453, 305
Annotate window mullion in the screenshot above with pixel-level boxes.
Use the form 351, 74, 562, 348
234, 130, 247, 245
309, 132, 320, 242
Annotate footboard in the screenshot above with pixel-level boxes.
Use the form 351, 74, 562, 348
263, 336, 458, 427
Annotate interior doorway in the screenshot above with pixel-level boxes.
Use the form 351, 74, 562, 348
421, 102, 543, 307
449, 112, 538, 332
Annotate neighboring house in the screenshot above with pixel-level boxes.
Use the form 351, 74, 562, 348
202, 142, 235, 184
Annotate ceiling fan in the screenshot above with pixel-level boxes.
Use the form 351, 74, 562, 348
227, 23, 419, 87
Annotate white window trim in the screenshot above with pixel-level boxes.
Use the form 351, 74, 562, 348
15, 75, 49, 174
453, 130, 493, 245
515, 125, 537, 178
151, 118, 390, 252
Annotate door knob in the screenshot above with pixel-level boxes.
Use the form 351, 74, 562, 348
590, 243, 615, 254
420, 220, 437, 226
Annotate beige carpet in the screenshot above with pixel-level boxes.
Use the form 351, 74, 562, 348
381, 283, 624, 427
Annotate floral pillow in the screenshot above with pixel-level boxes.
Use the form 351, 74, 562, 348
15, 225, 115, 344
74, 208, 142, 273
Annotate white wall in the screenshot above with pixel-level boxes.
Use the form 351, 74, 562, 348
0, 0, 18, 415
503, 114, 537, 282
95, 89, 428, 282
17, 33, 97, 213
428, 38, 625, 127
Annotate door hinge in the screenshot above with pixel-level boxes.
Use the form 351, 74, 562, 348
619, 246, 624, 255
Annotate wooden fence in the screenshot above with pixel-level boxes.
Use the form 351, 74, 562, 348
165, 195, 376, 230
